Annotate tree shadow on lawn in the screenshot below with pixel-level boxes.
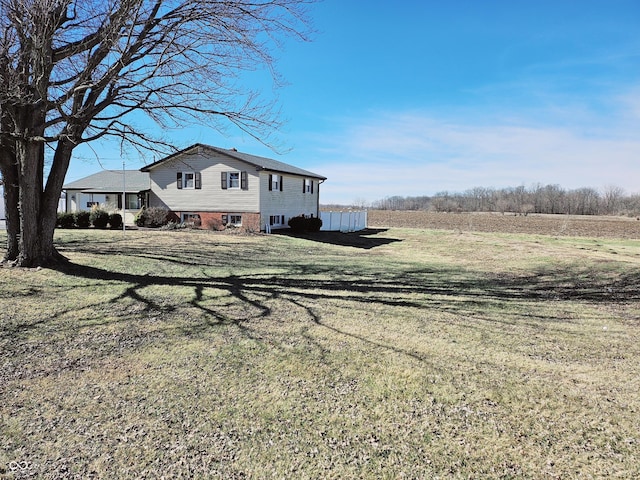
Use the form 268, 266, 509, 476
4, 255, 638, 382
273, 228, 402, 249
48, 259, 640, 353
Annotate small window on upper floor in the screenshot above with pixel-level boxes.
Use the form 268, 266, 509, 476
177, 171, 201, 190
269, 174, 283, 191
228, 172, 240, 189
221, 171, 248, 190
303, 179, 314, 194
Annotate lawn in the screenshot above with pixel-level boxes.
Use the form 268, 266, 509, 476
1, 227, 639, 479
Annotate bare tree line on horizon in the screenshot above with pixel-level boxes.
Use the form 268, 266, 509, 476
324, 184, 640, 217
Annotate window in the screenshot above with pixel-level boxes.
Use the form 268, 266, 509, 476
303, 179, 314, 194
184, 172, 195, 189
221, 171, 248, 190
269, 174, 283, 191
126, 194, 141, 209
229, 172, 240, 189
117, 193, 142, 210
223, 214, 242, 226
177, 172, 201, 190
86, 201, 99, 208
181, 213, 201, 226
222, 214, 242, 226
269, 215, 285, 226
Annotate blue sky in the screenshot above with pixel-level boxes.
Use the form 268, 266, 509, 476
67, 0, 640, 205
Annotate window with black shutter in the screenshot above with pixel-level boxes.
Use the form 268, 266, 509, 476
303, 178, 313, 194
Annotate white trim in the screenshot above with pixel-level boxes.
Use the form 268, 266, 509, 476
182, 171, 196, 189
228, 171, 240, 189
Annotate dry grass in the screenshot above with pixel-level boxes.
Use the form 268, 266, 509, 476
1, 227, 639, 479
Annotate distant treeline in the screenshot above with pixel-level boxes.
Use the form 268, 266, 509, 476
341, 184, 640, 216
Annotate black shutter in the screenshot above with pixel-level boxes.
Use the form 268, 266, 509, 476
268, 174, 273, 191
303, 179, 306, 193
118, 194, 123, 209
311, 181, 314, 194
195, 172, 201, 189
221, 172, 227, 189
279, 175, 283, 192
241, 171, 248, 190
222, 214, 228, 225
177, 172, 182, 189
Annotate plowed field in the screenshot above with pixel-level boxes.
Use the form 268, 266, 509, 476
368, 210, 640, 239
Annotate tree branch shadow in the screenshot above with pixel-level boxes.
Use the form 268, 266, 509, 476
41, 257, 640, 364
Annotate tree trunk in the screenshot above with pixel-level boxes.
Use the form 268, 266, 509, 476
13, 137, 73, 267
0, 157, 20, 262
0, 112, 20, 262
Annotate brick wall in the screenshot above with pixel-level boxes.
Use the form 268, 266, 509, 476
173, 211, 261, 232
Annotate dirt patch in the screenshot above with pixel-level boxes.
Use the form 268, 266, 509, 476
368, 210, 640, 239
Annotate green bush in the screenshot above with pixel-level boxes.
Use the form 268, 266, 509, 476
90, 209, 110, 229
109, 213, 123, 229
75, 211, 91, 228
287, 215, 306, 233
57, 212, 76, 228
135, 207, 169, 228
287, 215, 322, 233
307, 217, 323, 232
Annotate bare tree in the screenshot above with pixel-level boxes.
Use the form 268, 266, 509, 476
0, 0, 314, 266
603, 185, 625, 215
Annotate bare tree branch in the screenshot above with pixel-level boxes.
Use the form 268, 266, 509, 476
0, 0, 316, 266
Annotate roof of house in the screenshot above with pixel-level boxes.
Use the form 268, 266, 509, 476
63, 170, 150, 193
140, 143, 327, 180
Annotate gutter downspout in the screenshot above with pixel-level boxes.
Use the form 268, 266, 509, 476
317, 179, 326, 218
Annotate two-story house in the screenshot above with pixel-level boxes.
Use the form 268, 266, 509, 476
140, 144, 326, 231
61, 144, 326, 230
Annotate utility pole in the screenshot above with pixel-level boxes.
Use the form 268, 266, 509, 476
122, 161, 126, 235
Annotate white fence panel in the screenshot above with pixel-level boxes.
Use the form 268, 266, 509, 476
320, 210, 367, 232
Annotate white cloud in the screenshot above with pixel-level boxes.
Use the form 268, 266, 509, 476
315, 102, 640, 205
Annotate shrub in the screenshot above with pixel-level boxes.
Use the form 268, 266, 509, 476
57, 212, 76, 228
109, 213, 123, 229
160, 221, 185, 230
135, 207, 169, 228
90, 209, 110, 229
205, 218, 224, 231
307, 217, 323, 232
287, 215, 322, 233
134, 211, 145, 227
288, 215, 306, 233
75, 211, 91, 228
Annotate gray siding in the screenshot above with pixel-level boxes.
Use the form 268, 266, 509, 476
148, 151, 260, 212
146, 147, 322, 230
259, 172, 320, 228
